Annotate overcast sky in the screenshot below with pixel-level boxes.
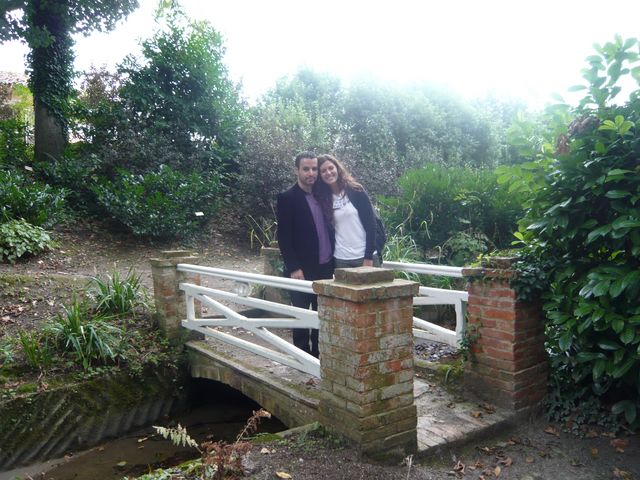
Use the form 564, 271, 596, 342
1, 0, 639, 106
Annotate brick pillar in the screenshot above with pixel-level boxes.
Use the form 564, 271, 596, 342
150, 250, 201, 344
313, 267, 419, 458
462, 257, 547, 412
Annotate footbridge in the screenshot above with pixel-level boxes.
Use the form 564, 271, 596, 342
150, 251, 547, 457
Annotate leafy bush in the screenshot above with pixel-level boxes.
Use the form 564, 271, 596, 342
93, 166, 221, 238
90, 269, 148, 316
0, 169, 66, 227
0, 118, 33, 168
0, 219, 55, 263
384, 163, 524, 256
502, 36, 640, 427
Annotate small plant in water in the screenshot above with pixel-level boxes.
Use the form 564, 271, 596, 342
90, 268, 148, 316
153, 408, 272, 479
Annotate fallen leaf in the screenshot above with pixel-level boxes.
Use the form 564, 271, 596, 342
97, 446, 105, 452
613, 467, 633, 479
453, 460, 465, 474
480, 403, 496, 413
590, 447, 598, 458
471, 410, 483, 418
137, 437, 148, 443
116, 461, 127, 468
611, 438, 629, 451
586, 430, 599, 438
544, 425, 560, 437
494, 466, 501, 477
260, 447, 272, 454
499, 457, 512, 467
305, 378, 316, 386
525, 456, 534, 464
275, 472, 292, 479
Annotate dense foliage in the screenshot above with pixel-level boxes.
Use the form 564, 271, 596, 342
67, 9, 243, 237
0, 218, 55, 263
500, 36, 640, 427
383, 163, 524, 263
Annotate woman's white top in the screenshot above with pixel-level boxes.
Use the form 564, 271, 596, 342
333, 192, 366, 260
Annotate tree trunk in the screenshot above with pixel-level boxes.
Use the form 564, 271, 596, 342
34, 97, 66, 162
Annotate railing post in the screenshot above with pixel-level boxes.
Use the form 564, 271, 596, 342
150, 250, 201, 344
313, 267, 419, 458
259, 245, 288, 304
462, 257, 548, 412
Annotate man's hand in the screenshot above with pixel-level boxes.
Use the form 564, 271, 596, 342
290, 269, 305, 280
362, 259, 374, 267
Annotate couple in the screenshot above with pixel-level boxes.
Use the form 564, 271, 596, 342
276, 151, 380, 357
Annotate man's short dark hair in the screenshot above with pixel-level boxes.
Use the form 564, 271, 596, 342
295, 151, 317, 168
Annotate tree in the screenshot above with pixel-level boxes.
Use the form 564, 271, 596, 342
0, 0, 139, 162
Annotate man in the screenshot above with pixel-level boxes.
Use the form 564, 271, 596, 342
276, 151, 334, 357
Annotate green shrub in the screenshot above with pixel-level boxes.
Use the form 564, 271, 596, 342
93, 166, 222, 238
90, 269, 148, 317
0, 118, 33, 168
504, 36, 640, 428
384, 163, 523, 256
0, 219, 55, 263
0, 169, 66, 227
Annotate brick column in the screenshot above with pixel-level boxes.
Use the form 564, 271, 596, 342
150, 250, 201, 344
462, 257, 547, 412
313, 267, 419, 458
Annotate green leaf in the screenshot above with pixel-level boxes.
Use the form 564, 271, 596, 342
611, 357, 635, 378
612, 217, 640, 229
605, 190, 631, 199
622, 271, 640, 291
593, 358, 607, 379
559, 331, 573, 351
598, 339, 621, 350
620, 325, 635, 345
586, 224, 611, 243
592, 280, 610, 297
612, 318, 625, 334
568, 84, 587, 92
610, 278, 626, 298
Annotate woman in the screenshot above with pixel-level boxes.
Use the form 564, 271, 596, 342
314, 154, 380, 268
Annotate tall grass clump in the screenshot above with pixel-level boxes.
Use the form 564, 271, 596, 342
47, 300, 123, 370
89, 268, 148, 317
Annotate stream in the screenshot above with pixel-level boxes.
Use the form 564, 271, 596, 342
1, 380, 285, 480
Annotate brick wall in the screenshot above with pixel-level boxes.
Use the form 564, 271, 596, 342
462, 257, 547, 412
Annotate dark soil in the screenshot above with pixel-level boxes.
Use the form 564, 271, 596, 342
1, 219, 639, 480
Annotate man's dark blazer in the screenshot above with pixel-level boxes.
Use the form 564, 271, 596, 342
276, 183, 333, 280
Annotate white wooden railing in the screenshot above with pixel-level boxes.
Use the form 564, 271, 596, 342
177, 262, 467, 378
382, 261, 467, 347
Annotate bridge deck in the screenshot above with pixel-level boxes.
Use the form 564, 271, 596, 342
187, 330, 515, 457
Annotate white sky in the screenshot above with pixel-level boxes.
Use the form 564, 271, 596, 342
1, 0, 639, 106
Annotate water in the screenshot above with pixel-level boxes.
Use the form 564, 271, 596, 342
1, 380, 285, 480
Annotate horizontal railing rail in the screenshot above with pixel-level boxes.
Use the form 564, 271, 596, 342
177, 261, 467, 375
382, 261, 467, 347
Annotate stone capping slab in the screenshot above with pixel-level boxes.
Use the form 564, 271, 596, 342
150, 256, 199, 268
313, 278, 418, 303
461, 267, 516, 280
334, 266, 395, 284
